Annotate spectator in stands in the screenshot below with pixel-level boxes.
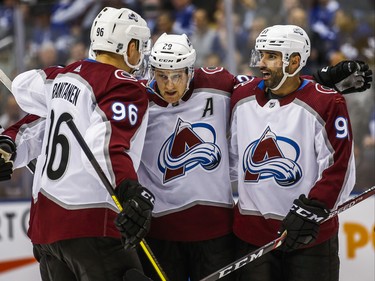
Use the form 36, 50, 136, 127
308, 0, 340, 66
237, 15, 269, 66
190, 8, 216, 67
170, 0, 196, 36
33, 41, 59, 69
276, 0, 302, 24
140, 0, 162, 35
211, 8, 244, 68
0, 0, 17, 39
287, 7, 308, 29
28, 3, 71, 65
235, 0, 258, 31
152, 10, 174, 42
203, 52, 222, 68
50, 0, 101, 44
65, 40, 88, 65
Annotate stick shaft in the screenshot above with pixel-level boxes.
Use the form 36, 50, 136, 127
324, 186, 375, 222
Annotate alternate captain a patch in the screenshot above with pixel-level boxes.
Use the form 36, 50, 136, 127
158, 118, 222, 183
243, 126, 302, 187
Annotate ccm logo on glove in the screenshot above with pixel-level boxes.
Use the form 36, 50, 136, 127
141, 189, 155, 205
290, 204, 327, 223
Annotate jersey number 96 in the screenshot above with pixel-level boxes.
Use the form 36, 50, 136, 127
112, 102, 138, 125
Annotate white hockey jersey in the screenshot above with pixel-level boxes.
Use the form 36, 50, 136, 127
230, 77, 356, 246
138, 67, 236, 241
6, 60, 149, 244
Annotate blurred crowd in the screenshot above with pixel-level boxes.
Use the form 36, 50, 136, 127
0, 0, 374, 199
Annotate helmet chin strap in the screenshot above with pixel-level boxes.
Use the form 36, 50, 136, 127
123, 51, 144, 71
270, 61, 301, 91
182, 70, 194, 97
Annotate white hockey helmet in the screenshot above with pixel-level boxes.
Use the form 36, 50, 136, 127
149, 33, 196, 71
147, 33, 196, 99
250, 25, 311, 90
90, 7, 151, 69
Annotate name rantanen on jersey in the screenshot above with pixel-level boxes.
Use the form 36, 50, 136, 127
52, 82, 80, 106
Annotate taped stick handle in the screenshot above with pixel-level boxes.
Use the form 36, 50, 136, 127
65, 118, 168, 281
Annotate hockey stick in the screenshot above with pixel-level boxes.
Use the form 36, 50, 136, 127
200, 185, 375, 281
0, 69, 12, 92
65, 118, 168, 281
0, 69, 37, 173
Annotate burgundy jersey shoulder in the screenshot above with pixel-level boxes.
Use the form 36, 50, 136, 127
297, 79, 348, 121
44, 60, 149, 128
192, 67, 236, 93
45, 60, 148, 110
67, 60, 147, 101
231, 76, 263, 111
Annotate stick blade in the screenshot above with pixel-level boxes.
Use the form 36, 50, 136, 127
124, 269, 153, 281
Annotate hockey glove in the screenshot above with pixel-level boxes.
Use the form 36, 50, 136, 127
124, 269, 153, 281
313, 60, 372, 94
114, 180, 155, 249
279, 194, 329, 252
0, 135, 16, 181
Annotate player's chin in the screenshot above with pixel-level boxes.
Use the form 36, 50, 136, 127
164, 93, 180, 103
263, 80, 273, 88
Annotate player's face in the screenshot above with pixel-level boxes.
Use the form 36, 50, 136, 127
154, 68, 188, 103
258, 51, 284, 89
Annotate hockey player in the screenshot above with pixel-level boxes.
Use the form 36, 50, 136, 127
137, 33, 237, 280
0, 30, 371, 280
0, 7, 154, 281
229, 25, 359, 280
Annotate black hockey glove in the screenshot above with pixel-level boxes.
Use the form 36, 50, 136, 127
313, 60, 372, 94
279, 194, 329, 252
0, 135, 16, 181
124, 269, 153, 281
114, 180, 154, 249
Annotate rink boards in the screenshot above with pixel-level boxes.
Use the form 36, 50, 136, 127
0, 196, 374, 281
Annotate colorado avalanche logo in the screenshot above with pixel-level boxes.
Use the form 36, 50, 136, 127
128, 12, 139, 22
158, 118, 221, 183
243, 127, 302, 187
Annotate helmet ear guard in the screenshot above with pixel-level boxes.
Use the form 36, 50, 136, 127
90, 7, 151, 69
